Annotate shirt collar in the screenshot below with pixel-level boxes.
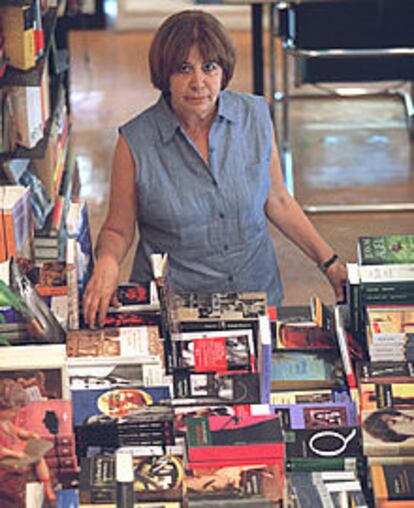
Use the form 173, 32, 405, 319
156, 90, 237, 144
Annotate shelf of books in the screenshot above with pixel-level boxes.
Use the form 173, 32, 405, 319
1, 236, 414, 506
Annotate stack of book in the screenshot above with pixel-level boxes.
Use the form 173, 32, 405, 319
346, 234, 414, 349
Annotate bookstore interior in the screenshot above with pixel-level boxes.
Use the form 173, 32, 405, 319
1, 0, 414, 507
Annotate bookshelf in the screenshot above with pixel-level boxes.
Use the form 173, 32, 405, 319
0, 3, 70, 160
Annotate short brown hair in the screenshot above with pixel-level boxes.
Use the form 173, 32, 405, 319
149, 10, 236, 92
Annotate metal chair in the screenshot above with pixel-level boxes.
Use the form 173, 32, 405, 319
270, 0, 414, 213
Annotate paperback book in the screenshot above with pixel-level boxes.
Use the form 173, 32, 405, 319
186, 414, 284, 467
361, 408, 414, 456
357, 235, 414, 265
79, 454, 184, 504
272, 401, 358, 430
370, 464, 414, 506
172, 370, 261, 405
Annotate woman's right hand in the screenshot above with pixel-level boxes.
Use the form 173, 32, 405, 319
82, 255, 121, 328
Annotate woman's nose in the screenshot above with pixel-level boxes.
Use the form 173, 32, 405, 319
190, 68, 205, 88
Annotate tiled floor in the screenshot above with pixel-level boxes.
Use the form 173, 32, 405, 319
68, 27, 414, 306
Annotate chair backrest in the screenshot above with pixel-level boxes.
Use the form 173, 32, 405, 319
290, 0, 414, 50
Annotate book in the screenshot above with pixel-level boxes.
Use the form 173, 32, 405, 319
79, 310, 161, 329
186, 414, 284, 467
10, 85, 44, 149
270, 350, 345, 391
287, 471, 368, 508
284, 427, 362, 460
272, 401, 358, 430
357, 361, 414, 384
357, 235, 414, 265
172, 370, 261, 405
68, 355, 165, 390
108, 281, 160, 313
1, 185, 33, 260
65, 200, 94, 299
0, 5, 36, 70
75, 405, 175, 455
370, 464, 414, 506
66, 326, 164, 360
359, 383, 414, 411
71, 385, 171, 426
184, 463, 283, 505
10, 257, 66, 343
285, 456, 362, 473
269, 387, 351, 405
0, 344, 69, 399
79, 454, 184, 504
173, 403, 271, 438
361, 408, 414, 456
172, 328, 256, 375
174, 292, 268, 323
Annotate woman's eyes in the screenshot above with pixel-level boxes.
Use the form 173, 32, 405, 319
178, 62, 219, 73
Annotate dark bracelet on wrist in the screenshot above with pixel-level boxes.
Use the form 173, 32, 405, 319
318, 254, 339, 273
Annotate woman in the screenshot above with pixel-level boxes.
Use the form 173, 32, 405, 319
83, 10, 347, 328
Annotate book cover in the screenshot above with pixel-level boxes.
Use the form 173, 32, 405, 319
270, 350, 344, 390
359, 383, 414, 411
184, 463, 283, 504
66, 326, 163, 360
172, 370, 261, 405
357, 235, 414, 265
65, 200, 94, 299
366, 305, 414, 342
272, 401, 358, 430
362, 408, 414, 456
68, 356, 165, 390
287, 471, 367, 508
79, 310, 160, 329
108, 281, 160, 313
358, 264, 414, 283
371, 464, 414, 503
274, 321, 335, 351
284, 427, 362, 460
79, 455, 184, 504
173, 403, 270, 437
175, 292, 267, 322
172, 329, 256, 375
357, 361, 414, 384
0, 344, 69, 399
186, 414, 284, 465
71, 385, 171, 426
269, 387, 351, 405
1, 185, 33, 260
0, 5, 35, 70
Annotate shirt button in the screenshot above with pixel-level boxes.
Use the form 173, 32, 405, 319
219, 212, 225, 219
228, 275, 233, 282
224, 245, 229, 251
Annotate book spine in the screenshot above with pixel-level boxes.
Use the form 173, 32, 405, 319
188, 442, 285, 463
285, 456, 359, 472
0, 190, 7, 262
2, 208, 16, 259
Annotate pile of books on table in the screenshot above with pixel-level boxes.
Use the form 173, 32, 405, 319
2, 235, 414, 506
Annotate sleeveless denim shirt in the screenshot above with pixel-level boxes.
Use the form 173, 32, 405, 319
119, 90, 283, 306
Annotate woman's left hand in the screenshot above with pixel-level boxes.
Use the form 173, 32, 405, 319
324, 260, 348, 303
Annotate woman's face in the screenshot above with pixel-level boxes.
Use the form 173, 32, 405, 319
169, 45, 223, 122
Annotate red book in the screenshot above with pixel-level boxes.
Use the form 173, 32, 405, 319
186, 414, 285, 465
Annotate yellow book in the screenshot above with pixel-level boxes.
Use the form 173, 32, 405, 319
0, 5, 35, 70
